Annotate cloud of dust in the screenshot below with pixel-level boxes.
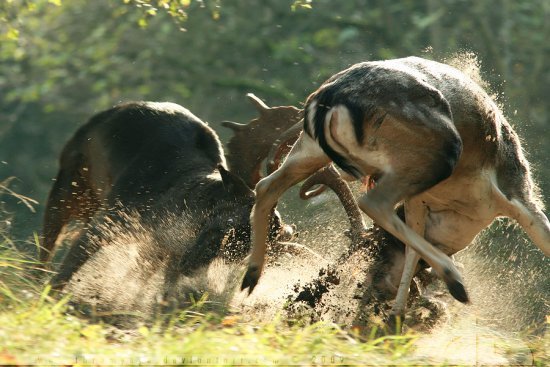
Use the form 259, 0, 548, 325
412, 220, 548, 365
61, 154, 547, 364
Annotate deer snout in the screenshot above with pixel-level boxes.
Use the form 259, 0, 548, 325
268, 208, 295, 242
278, 223, 296, 242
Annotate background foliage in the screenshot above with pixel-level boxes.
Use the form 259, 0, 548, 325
0, 0, 549, 245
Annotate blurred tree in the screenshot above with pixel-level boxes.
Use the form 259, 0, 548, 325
0, 0, 548, 243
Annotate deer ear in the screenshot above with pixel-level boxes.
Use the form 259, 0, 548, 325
218, 165, 254, 198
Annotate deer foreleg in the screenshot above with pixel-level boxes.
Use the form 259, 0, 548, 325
390, 198, 426, 319
242, 133, 330, 294
357, 176, 468, 304
507, 199, 550, 257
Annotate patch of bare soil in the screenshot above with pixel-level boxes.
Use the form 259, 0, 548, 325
284, 223, 451, 334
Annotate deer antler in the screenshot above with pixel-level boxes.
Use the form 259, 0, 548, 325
223, 93, 302, 188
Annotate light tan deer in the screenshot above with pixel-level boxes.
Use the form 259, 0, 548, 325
241, 56, 550, 320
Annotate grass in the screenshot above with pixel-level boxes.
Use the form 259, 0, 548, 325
1, 241, 548, 366
0, 179, 424, 366
0, 240, 428, 366
0, 177, 547, 367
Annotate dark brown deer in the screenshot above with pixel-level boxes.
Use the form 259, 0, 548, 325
241, 56, 550, 320
41, 96, 299, 289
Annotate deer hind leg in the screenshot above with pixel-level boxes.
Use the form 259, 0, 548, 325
49, 216, 107, 289
49, 228, 92, 289
241, 133, 330, 293
42, 155, 99, 264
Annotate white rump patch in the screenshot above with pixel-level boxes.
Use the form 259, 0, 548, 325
323, 104, 392, 176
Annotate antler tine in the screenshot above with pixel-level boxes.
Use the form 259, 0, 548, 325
299, 180, 327, 200
246, 93, 270, 113
300, 165, 367, 245
221, 120, 248, 131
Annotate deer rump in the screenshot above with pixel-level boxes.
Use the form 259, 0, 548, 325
42, 101, 261, 290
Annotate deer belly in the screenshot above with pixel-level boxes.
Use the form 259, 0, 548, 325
424, 209, 493, 255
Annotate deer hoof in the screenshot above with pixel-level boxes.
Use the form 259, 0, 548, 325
447, 280, 469, 304
386, 314, 404, 334
49, 278, 68, 292
442, 268, 469, 303
241, 265, 261, 295
279, 224, 295, 241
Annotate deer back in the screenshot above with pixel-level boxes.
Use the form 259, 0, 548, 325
76, 102, 233, 210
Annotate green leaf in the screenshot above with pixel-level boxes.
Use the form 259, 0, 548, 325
138, 17, 148, 28
6, 28, 19, 41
